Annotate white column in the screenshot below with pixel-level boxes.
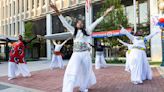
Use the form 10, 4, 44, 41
38, 0, 43, 15
150, 0, 162, 61
24, 0, 27, 18
28, 0, 32, 18
15, 22, 18, 36
34, 0, 37, 16
11, 23, 14, 36
20, 21, 25, 35
46, 14, 52, 60
4, 25, 7, 35
45, 0, 50, 13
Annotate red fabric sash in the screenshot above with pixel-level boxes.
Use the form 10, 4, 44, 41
54, 51, 64, 57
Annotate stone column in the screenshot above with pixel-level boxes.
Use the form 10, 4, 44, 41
46, 14, 52, 60
150, 0, 162, 61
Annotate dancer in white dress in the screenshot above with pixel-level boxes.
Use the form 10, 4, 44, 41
89, 42, 107, 69
117, 39, 133, 72
120, 26, 161, 84
50, 38, 71, 69
50, 3, 114, 92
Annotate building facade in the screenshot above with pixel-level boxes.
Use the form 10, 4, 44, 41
0, 0, 163, 61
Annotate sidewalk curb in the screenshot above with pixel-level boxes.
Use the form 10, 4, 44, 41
0, 82, 44, 92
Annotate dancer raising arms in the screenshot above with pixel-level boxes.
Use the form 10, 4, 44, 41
120, 26, 161, 84
50, 37, 72, 70
50, 3, 114, 92
117, 39, 133, 72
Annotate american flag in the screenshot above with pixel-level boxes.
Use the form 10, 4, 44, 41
86, 0, 91, 12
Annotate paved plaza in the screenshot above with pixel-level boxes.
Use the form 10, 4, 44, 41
0, 61, 164, 92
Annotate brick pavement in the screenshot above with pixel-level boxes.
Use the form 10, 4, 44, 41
0, 66, 164, 92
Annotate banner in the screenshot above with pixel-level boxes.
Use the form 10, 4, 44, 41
91, 28, 132, 38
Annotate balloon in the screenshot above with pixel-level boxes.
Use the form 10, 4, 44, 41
159, 18, 164, 23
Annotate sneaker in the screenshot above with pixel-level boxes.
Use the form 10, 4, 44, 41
132, 81, 139, 85
95, 67, 101, 70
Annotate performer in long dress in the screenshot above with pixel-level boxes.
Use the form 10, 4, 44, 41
120, 26, 161, 84
8, 42, 20, 80
89, 42, 107, 69
117, 39, 133, 72
8, 35, 37, 80
50, 3, 114, 92
50, 37, 71, 70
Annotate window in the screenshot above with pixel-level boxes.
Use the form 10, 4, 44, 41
27, 0, 29, 10
43, 0, 45, 5
13, 2, 15, 15
37, 0, 39, 7
10, 4, 11, 17
22, 0, 24, 12
32, 0, 34, 9
18, 0, 20, 13
13, 23, 15, 35
18, 22, 20, 34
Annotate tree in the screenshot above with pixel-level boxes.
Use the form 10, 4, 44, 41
96, 0, 129, 32
24, 22, 36, 48
94, 0, 130, 57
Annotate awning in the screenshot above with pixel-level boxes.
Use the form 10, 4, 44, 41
44, 32, 72, 40
0, 35, 17, 42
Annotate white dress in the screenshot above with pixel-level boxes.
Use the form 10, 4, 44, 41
119, 40, 133, 72
125, 45, 133, 72
50, 44, 64, 69
58, 14, 104, 92
120, 27, 161, 84
94, 47, 107, 69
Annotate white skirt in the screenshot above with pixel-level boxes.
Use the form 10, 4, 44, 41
8, 62, 19, 78
95, 51, 107, 69
125, 51, 131, 72
18, 63, 31, 77
62, 51, 96, 92
50, 55, 64, 69
129, 49, 152, 83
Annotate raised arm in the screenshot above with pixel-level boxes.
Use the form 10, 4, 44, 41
117, 39, 130, 47
58, 15, 75, 34
86, 6, 114, 34
52, 40, 57, 45
50, 3, 75, 34
144, 26, 161, 41
61, 37, 72, 46
120, 26, 135, 41
23, 36, 37, 45
88, 43, 96, 48
27, 36, 37, 43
